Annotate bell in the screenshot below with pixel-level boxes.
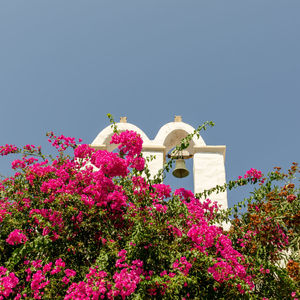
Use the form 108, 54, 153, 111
172, 158, 189, 178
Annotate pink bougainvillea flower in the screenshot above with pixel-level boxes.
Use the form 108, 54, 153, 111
6, 229, 28, 245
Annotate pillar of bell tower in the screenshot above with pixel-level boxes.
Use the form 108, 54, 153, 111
193, 146, 227, 209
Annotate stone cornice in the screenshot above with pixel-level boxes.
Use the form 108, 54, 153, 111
193, 146, 226, 160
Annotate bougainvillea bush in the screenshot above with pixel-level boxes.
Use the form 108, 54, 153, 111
0, 120, 298, 299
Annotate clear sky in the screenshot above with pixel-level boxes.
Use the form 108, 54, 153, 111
0, 1, 299, 209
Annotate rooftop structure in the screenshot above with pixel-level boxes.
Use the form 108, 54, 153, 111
91, 116, 227, 209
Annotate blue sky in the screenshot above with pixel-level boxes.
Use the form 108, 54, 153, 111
1, 1, 299, 208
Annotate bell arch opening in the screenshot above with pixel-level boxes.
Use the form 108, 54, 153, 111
163, 129, 196, 155
163, 146, 194, 194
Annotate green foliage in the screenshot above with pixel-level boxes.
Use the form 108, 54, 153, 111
0, 118, 298, 299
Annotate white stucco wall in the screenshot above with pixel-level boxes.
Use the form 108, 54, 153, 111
193, 147, 227, 209
141, 149, 165, 179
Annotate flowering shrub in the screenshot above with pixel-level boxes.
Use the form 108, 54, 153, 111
228, 163, 300, 299
0, 119, 298, 299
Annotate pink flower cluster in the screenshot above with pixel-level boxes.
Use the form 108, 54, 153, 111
167, 225, 182, 238
74, 144, 94, 159
291, 292, 299, 300
90, 150, 129, 177
65, 268, 109, 300
23, 144, 37, 152
0, 266, 19, 299
29, 208, 64, 239
187, 223, 222, 253
6, 229, 28, 245
12, 157, 39, 169
237, 230, 257, 248
172, 257, 192, 276
0, 200, 11, 223
239, 168, 264, 183
175, 188, 219, 222
110, 130, 142, 158
66, 251, 143, 299
113, 265, 142, 299
63, 269, 77, 285
25, 259, 75, 299
259, 266, 270, 274
175, 188, 254, 290
110, 130, 145, 171
113, 250, 143, 298
21, 142, 131, 216
47, 132, 79, 151
151, 184, 172, 200
0, 144, 18, 156
159, 270, 176, 278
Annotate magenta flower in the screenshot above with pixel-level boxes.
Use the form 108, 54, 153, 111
0, 266, 19, 298
6, 229, 28, 245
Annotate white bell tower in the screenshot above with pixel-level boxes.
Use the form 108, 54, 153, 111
91, 116, 228, 209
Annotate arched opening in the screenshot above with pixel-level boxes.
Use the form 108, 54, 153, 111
163, 146, 194, 193
163, 129, 196, 155
160, 128, 196, 194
